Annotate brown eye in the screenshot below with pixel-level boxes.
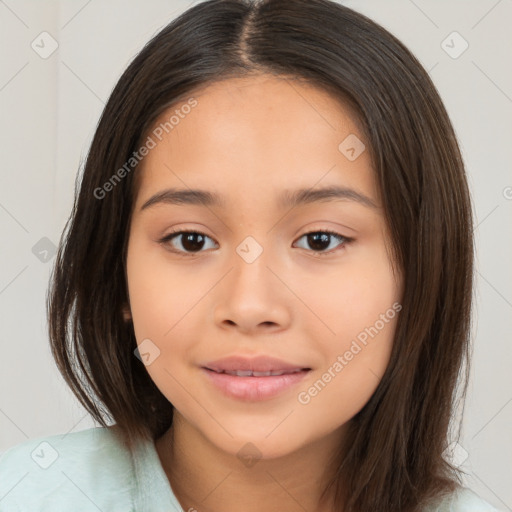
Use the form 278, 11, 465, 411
159, 231, 217, 254
293, 231, 352, 254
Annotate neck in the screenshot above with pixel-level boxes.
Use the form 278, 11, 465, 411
155, 413, 344, 512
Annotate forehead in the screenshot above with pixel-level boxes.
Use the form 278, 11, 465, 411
133, 74, 377, 208
191, 74, 348, 113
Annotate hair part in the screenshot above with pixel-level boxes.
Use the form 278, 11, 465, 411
48, 1, 474, 511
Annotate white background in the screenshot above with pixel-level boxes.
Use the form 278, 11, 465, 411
0, 0, 510, 509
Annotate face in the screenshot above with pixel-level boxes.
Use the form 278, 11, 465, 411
125, 74, 402, 459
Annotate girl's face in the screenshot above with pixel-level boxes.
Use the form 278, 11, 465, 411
125, 74, 402, 459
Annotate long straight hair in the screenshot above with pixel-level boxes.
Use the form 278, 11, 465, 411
48, 1, 474, 511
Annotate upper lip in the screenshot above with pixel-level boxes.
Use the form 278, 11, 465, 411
203, 355, 310, 373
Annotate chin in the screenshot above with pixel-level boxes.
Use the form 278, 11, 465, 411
207, 425, 309, 462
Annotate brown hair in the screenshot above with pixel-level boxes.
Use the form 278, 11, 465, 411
48, 1, 474, 510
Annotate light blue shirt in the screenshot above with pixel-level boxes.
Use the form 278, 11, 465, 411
0, 426, 501, 511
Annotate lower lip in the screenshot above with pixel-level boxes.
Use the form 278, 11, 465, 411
201, 368, 310, 401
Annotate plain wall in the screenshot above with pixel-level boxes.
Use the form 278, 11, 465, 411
0, 0, 510, 509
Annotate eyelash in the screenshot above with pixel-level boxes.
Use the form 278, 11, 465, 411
158, 229, 354, 257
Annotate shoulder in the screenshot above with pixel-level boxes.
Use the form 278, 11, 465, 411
0, 425, 136, 512
425, 486, 502, 512
450, 487, 502, 511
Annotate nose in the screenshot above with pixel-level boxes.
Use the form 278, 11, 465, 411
213, 243, 292, 335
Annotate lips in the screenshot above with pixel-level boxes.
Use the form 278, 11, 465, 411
203, 369, 310, 400
203, 355, 311, 375
209, 369, 304, 377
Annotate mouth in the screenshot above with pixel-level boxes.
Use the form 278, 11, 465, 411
200, 355, 312, 401
203, 354, 312, 375
203, 368, 310, 377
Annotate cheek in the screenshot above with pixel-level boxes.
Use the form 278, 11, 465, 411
125, 240, 210, 403
126, 239, 197, 340
294, 245, 400, 418
298, 241, 400, 344
296, 305, 399, 430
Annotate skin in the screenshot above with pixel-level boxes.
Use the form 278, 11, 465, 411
124, 73, 402, 512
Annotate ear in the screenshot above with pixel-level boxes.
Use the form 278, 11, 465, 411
122, 303, 132, 321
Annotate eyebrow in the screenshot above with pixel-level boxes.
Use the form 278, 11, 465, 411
139, 185, 378, 211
